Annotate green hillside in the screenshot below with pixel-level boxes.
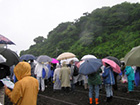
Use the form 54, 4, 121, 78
20, 2, 140, 59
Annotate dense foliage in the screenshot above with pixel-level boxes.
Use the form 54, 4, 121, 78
20, 2, 140, 60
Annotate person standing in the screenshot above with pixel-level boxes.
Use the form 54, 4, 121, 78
88, 69, 102, 105
0, 64, 10, 105
135, 67, 140, 87
125, 66, 134, 93
34, 62, 49, 91
29, 60, 36, 77
102, 63, 115, 102
69, 60, 75, 91
4, 62, 39, 105
59, 61, 71, 93
53, 64, 61, 91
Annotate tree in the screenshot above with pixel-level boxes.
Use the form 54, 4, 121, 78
33, 36, 46, 44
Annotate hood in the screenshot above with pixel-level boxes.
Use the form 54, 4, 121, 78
14, 62, 31, 80
125, 66, 131, 70
62, 61, 67, 67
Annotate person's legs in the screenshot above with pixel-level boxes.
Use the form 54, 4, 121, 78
128, 80, 134, 92
89, 85, 93, 104
94, 85, 100, 105
132, 80, 134, 91
41, 78, 45, 91
37, 77, 41, 90
71, 80, 75, 91
109, 85, 113, 101
0, 87, 5, 105
105, 84, 111, 102
128, 81, 132, 92
66, 87, 70, 93
110, 85, 113, 96
94, 85, 99, 98
105, 84, 110, 97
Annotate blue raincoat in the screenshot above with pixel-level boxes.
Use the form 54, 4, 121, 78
102, 66, 115, 85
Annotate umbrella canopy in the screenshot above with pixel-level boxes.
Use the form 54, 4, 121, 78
51, 58, 59, 64
102, 58, 121, 74
124, 45, 140, 66
36, 55, 52, 63
79, 58, 102, 75
81, 54, 97, 60
76, 60, 84, 68
0, 54, 6, 63
0, 34, 15, 44
106, 56, 121, 67
0, 48, 20, 66
20, 54, 36, 61
66, 57, 79, 64
57, 52, 76, 60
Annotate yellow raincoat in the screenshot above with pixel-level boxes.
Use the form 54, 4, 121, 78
5, 62, 39, 105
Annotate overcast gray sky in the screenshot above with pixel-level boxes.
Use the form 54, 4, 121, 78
0, 0, 139, 55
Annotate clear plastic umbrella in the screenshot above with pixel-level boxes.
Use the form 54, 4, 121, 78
36, 55, 52, 63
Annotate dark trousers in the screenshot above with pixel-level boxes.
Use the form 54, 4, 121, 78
62, 87, 70, 93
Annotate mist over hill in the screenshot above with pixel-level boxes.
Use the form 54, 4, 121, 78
20, 2, 140, 59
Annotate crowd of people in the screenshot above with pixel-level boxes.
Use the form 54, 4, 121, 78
0, 57, 140, 105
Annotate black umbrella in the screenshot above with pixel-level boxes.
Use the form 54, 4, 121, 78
106, 56, 121, 67
0, 48, 20, 66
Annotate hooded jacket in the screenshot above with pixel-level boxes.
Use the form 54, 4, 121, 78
125, 66, 134, 81
102, 66, 115, 85
5, 62, 39, 105
88, 69, 102, 85
59, 62, 71, 87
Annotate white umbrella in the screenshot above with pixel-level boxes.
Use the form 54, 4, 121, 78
81, 54, 97, 60
66, 57, 79, 64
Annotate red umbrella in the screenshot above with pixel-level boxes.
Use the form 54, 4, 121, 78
102, 58, 121, 74
0, 34, 15, 44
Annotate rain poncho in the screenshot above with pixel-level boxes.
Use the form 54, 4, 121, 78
125, 66, 134, 81
47, 63, 53, 79
34, 63, 49, 78
53, 65, 61, 90
34, 63, 49, 91
125, 66, 134, 91
5, 62, 39, 105
59, 62, 71, 87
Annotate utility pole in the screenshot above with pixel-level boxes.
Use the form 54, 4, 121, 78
56, 48, 59, 57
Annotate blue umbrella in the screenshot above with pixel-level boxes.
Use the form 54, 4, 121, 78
20, 54, 36, 61
79, 58, 102, 75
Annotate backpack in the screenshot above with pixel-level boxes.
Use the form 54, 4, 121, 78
73, 65, 79, 76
